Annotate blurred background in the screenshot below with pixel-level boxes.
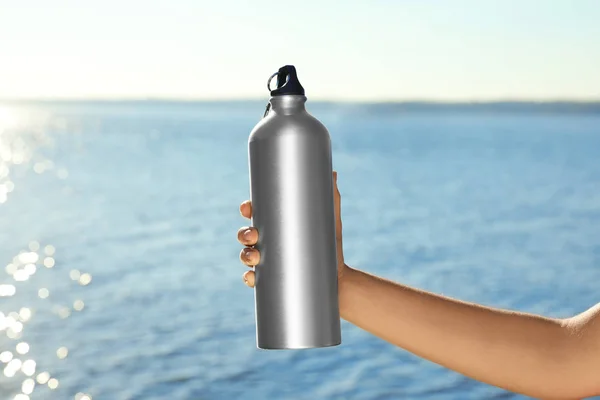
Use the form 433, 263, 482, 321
1, 1, 599, 399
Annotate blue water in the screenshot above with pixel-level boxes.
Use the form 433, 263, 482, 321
0, 101, 599, 399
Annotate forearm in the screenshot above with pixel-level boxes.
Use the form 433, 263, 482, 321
339, 266, 590, 399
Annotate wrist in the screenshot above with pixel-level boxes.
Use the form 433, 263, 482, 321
338, 264, 357, 319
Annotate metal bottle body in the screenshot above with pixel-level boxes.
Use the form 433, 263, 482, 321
248, 95, 341, 350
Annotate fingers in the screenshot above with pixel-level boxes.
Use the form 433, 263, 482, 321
238, 201, 258, 284
240, 173, 342, 290
240, 247, 260, 267
240, 200, 252, 219
237, 226, 258, 246
243, 270, 255, 287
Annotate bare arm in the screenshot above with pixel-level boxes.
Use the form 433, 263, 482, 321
339, 266, 600, 399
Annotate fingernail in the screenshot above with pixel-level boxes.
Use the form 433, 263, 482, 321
243, 229, 252, 240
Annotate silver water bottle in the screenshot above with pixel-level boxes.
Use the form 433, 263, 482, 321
248, 65, 341, 350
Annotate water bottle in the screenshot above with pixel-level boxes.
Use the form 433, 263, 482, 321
247, 65, 341, 350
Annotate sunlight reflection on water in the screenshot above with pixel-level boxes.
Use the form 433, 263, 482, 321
1, 243, 94, 399
0, 106, 93, 400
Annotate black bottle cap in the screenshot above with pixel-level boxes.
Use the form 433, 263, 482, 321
269, 65, 305, 96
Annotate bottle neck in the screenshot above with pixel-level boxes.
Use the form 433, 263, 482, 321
269, 95, 307, 115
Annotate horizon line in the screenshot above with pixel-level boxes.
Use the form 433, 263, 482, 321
2, 97, 600, 104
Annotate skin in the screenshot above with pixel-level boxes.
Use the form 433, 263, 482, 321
237, 171, 600, 399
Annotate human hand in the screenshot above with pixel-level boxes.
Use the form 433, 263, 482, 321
237, 170, 348, 287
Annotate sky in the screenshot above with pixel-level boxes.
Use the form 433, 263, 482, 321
0, 0, 599, 101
